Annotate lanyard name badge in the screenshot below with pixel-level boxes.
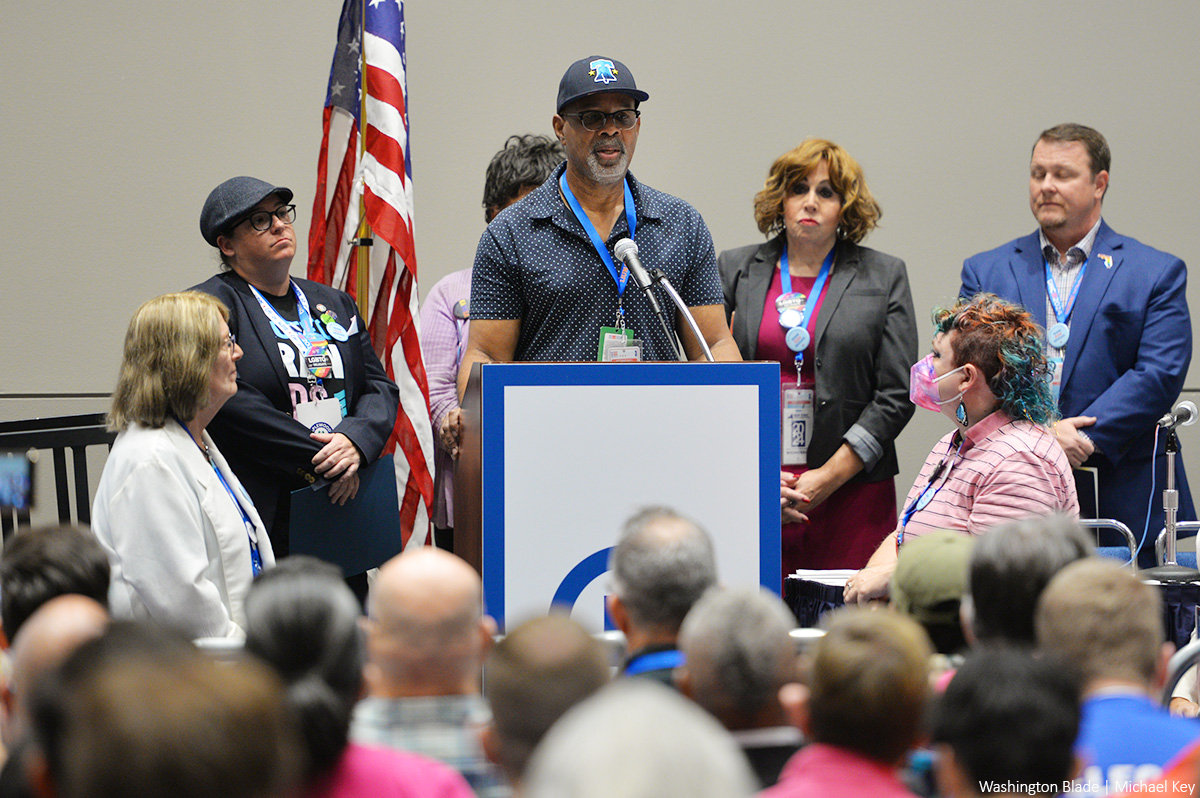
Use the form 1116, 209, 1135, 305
559, 173, 641, 362
1044, 255, 1089, 403
249, 282, 344, 431
897, 438, 964, 549
779, 248, 834, 466
174, 417, 262, 576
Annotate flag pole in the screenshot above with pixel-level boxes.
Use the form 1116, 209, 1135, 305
353, 0, 371, 320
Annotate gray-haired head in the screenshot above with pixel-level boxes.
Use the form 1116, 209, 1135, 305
609, 507, 718, 635
523, 680, 756, 798
965, 514, 1094, 645
677, 588, 795, 730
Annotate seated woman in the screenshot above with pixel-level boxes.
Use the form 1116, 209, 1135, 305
845, 293, 1078, 604
92, 292, 274, 638
242, 557, 474, 798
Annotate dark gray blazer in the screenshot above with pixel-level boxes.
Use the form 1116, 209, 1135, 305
718, 235, 918, 482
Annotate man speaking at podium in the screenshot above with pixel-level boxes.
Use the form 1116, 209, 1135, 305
457, 54, 740, 399
961, 124, 1193, 565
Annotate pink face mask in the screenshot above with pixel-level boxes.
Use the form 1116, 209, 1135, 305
909, 354, 965, 412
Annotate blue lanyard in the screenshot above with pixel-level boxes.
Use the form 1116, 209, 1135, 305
897, 437, 964, 549
559, 172, 638, 296
211, 463, 263, 576
174, 417, 263, 576
780, 247, 835, 367
1044, 255, 1089, 325
624, 649, 685, 676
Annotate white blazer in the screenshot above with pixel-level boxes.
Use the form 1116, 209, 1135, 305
91, 421, 275, 638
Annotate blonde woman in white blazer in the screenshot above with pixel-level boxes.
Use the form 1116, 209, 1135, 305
93, 292, 274, 638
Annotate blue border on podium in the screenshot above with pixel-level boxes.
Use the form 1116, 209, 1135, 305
477, 362, 781, 626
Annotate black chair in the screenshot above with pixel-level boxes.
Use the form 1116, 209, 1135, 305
0, 413, 115, 538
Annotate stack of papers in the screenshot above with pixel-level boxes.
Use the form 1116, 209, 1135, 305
788, 569, 856, 586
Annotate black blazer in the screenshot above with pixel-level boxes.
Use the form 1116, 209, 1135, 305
718, 235, 917, 483
193, 271, 400, 553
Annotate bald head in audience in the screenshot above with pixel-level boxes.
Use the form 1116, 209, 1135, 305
364, 547, 496, 697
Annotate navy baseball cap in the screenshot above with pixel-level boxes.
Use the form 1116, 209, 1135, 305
200, 176, 293, 246
556, 56, 649, 113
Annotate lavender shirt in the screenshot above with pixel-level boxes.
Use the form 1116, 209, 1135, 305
419, 268, 472, 528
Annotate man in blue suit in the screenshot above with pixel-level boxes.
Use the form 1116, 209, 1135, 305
961, 124, 1192, 566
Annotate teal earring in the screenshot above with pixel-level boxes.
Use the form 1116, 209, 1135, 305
956, 401, 968, 426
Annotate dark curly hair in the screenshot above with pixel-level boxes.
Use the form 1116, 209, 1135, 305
482, 134, 565, 222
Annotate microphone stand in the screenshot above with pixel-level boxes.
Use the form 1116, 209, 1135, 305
648, 268, 715, 362
632, 275, 684, 362
1142, 425, 1200, 582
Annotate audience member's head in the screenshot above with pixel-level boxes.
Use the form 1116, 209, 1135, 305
1035, 558, 1168, 690
891, 530, 973, 655
365, 547, 495, 696
27, 621, 299, 798
607, 506, 717, 648
523, 680, 757, 798
964, 514, 1093, 645
676, 587, 796, 731
482, 134, 565, 222
0, 525, 110, 646
482, 614, 609, 786
242, 556, 363, 781
801, 607, 931, 766
932, 646, 1080, 798
2, 595, 108, 747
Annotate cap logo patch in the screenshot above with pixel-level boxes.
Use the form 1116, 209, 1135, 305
589, 59, 618, 84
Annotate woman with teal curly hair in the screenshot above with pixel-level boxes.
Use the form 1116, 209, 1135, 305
845, 293, 1080, 604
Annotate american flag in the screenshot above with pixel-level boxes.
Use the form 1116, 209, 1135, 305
309, 0, 433, 548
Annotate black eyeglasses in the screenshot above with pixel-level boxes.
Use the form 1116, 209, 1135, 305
223, 331, 237, 352
562, 109, 640, 131
240, 205, 297, 232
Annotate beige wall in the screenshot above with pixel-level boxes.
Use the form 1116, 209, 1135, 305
6, 1, 1200, 524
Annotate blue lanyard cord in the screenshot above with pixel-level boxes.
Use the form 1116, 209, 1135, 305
173, 417, 263, 576
898, 438, 965, 548
780, 247, 835, 368
624, 649, 685, 676
1044, 255, 1089, 325
559, 172, 638, 295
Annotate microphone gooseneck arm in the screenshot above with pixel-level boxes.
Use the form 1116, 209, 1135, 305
614, 239, 685, 361
650, 267, 715, 363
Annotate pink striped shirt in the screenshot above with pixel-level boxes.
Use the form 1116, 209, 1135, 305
899, 410, 1078, 542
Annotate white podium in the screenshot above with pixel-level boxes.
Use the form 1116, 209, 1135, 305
456, 362, 780, 632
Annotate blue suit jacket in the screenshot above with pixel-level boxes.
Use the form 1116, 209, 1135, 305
961, 221, 1193, 561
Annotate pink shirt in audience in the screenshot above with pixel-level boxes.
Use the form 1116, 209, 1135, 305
305, 742, 475, 798
760, 743, 917, 798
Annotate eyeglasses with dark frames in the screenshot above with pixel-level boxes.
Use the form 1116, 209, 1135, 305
562, 109, 640, 132
240, 204, 297, 233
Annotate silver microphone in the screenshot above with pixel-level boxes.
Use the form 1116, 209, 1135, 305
1159, 401, 1198, 428
614, 238, 652, 290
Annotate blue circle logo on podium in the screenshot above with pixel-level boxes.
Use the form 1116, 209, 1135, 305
552, 547, 617, 631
